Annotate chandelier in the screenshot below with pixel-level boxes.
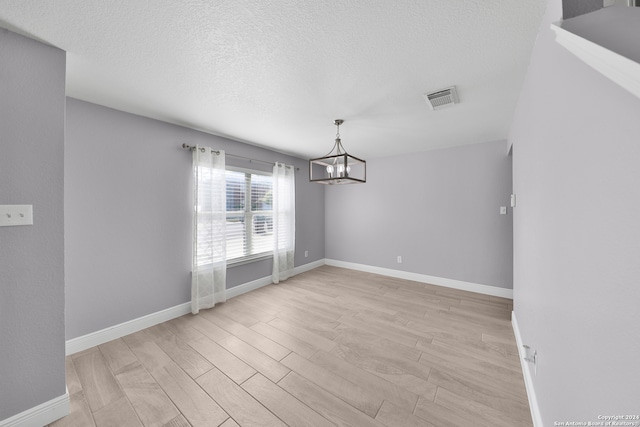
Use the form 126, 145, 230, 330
309, 119, 366, 184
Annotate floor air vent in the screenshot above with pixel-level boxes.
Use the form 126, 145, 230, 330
424, 86, 459, 110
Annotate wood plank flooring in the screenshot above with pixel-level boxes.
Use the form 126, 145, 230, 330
49, 265, 531, 427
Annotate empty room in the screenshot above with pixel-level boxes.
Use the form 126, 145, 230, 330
1, 1, 638, 426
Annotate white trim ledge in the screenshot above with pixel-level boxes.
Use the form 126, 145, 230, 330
325, 259, 513, 299
226, 276, 273, 300
293, 258, 326, 275
551, 20, 640, 101
66, 259, 327, 355
512, 311, 544, 427
66, 302, 192, 355
226, 258, 325, 298
0, 391, 69, 427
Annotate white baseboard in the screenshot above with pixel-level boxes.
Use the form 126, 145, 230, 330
66, 259, 327, 355
226, 276, 274, 299
226, 259, 325, 298
66, 302, 192, 355
325, 259, 513, 299
293, 259, 326, 275
0, 391, 69, 427
512, 311, 544, 427
65, 259, 507, 356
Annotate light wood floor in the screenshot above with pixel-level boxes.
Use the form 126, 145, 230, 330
49, 265, 531, 427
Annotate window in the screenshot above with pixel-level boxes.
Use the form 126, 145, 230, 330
225, 168, 274, 263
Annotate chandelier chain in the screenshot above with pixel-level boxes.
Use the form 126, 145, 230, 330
322, 119, 345, 158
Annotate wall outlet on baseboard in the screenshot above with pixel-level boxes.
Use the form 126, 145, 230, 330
397, 256, 402, 264
523, 345, 538, 375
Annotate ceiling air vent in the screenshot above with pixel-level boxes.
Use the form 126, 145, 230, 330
424, 86, 459, 110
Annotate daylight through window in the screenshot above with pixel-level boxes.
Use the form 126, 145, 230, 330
225, 168, 273, 262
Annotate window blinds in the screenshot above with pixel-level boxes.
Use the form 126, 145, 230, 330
225, 169, 274, 262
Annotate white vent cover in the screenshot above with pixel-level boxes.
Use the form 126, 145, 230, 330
424, 86, 459, 110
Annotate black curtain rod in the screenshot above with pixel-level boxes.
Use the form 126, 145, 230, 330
181, 143, 299, 170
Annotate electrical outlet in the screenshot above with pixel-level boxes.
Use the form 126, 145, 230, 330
523, 345, 538, 375
397, 256, 402, 264
304, 250, 308, 258
0, 205, 33, 227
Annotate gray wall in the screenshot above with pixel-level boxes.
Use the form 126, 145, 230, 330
65, 98, 324, 340
509, 0, 640, 422
0, 29, 66, 420
325, 140, 513, 289
562, 0, 602, 19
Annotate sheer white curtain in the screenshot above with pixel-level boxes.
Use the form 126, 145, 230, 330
272, 162, 296, 283
192, 147, 226, 314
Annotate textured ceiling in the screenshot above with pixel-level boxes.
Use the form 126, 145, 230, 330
0, 1, 546, 159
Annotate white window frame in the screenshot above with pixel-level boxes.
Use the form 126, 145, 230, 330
226, 166, 274, 266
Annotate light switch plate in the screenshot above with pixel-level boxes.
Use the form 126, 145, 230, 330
500, 206, 507, 215
0, 205, 33, 226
